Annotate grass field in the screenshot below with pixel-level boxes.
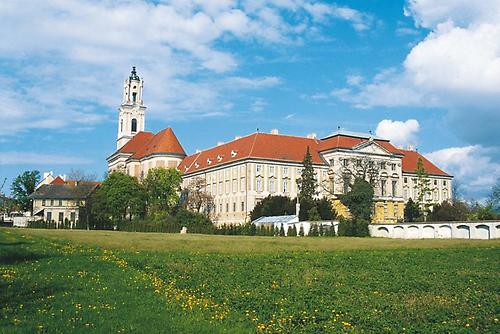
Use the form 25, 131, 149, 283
1, 228, 499, 333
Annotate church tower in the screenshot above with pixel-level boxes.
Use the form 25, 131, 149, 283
117, 67, 146, 149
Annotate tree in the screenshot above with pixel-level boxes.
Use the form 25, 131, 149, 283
339, 178, 374, 221
66, 168, 98, 181
182, 177, 215, 217
316, 197, 336, 220
279, 224, 285, 237
308, 224, 319, 237
415, 158, 431, 211
143, 168, 182, 215
298, 224, 305, 236
404, 198, 421, 222
11, 170, 40, 213
427, 200, 468, 222
287, 225, 294, 237
250, 195, 295, 221
307, 206, 321, 221
490, 179, 500, 213
95, 172, 146, 222
297, 146, 317, 201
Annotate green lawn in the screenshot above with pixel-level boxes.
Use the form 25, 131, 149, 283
1, 228, 499, 333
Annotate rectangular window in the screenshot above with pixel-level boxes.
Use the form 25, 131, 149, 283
256, 178, 262, 192
233, 179, 237, 193
42, 200, 46, 206
225, 180, 230, 194
356, 159, 361, 167
392, 180, 397, 197
443, 180, 447, 186
283, 180, 289, 193
226, 203, 229, 212
283, 167, 289, 176
381, 180, 386, 196
434, 180, 438, 185
269, 166, 275, 176
233, 202, 236, 212
46, 211, 52, 222
256, 164, 262, 174
70, 212, 76, 222
404, 177, 408, 184
329, 158, 335, 166
59, 200, 63, 206
343, 159, 348, 167
219, 203, 222, 212
241, 201, 245, 212
240, 177, 245, 192
391, 163, 396, 171
58, 212, 64, 222
343, 175, 350, 194
219, 182, 223, 195
50, 200, 54, 206
380, 162, 386, 169
269, 179, 275, 193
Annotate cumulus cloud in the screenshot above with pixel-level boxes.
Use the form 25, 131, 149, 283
0, 0, 372, 136
375, 119, 420, 147
330, 0, 500, 147
426, 145, 500, 196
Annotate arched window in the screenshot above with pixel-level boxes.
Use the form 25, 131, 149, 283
120, 119, 123, 132
131, 118, 137, 132
132, 92, 137, 102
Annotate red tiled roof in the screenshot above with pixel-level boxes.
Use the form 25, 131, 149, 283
178, 133, 324, 174
50, 176, 65, 185
318, 135, 401, 154
113, 128, 186, 160
131, 128, 186, 159
119, 131, 155, 154
400, 149, 450, 177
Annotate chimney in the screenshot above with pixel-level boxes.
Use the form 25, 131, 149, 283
217, 141, 224, 146
270, 129, 279, 135
307, 133, 317, 139
407, 145, 415, 151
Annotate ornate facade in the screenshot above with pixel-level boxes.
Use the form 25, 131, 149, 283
107, 68, 453, 224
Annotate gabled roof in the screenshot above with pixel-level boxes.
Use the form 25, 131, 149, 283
318, 134, 401, 154
30, 183, 99, 200
50, 176, 65, 185
178, 133, 324, 175
400, 149, 450, 177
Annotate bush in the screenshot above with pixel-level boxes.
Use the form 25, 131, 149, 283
338, 218, 369, 237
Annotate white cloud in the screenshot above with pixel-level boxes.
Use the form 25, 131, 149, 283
251, 98, 268, 112
375, 119, 420, 147
0, 0, 372, 136
346, 75, 363, 86
426, 145, 500, 196
329, 0, 500, 163
0, 152, 93, 165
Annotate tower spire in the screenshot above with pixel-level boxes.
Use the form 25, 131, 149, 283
117, 67, 146, 150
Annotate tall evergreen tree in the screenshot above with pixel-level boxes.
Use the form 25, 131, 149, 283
404, 198, 421, 222
298, 146, 317, 201
415, 158, 431, 212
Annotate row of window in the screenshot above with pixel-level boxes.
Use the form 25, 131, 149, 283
330, 158, 398, 171
41, 200, 82, 207
404, 177, 448, 186
215, 201, 246, 213
46, 211, 77, 222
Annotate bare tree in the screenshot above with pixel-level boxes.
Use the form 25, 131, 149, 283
321, 156, 383, 197
182, 177, 215, 218
67, 169, 98, 182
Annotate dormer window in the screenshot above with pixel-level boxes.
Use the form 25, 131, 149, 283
217, 155, 223, 162
207, 158, 212, 165
195, 163, 199, 168
231, 150, 237, 157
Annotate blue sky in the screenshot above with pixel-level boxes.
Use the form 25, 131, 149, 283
0, 0, 499, 199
